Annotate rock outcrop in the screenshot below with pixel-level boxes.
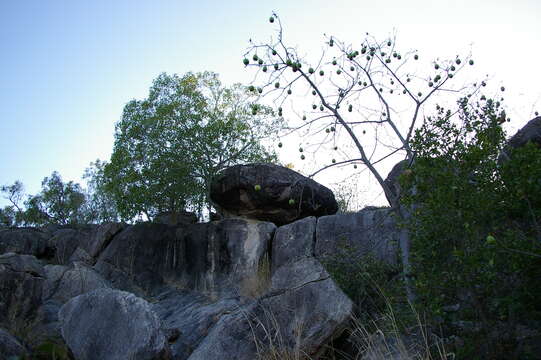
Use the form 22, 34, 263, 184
0, 228, 52, 258
0, 253, 45, 327
189, 217, 353, 360
210, 163, 338, 225
0, 328, 28, 360
506, 116, 541, 150
59, 288, 170, 360
316, 208, 400, 265
1, 163, 402, 359
500, 116, 541, 162
383, 159, 409, 204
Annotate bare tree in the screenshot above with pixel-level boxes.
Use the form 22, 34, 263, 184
244, 13, 483, 302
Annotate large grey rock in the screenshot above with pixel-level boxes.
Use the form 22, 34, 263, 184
94, 223, 182, 293
181, 218, 275, 297
59, 288, 170, 360
50, 228, 90, 264
79, 222, 125, 259
0, 253, 45, 327
43, 262, 111, 303
0, 328, 28, 360
210, 163, 338, 225
153, 289, 244, 360
506, 116, 541, 150
271, 216, 316, 271
500, 116, 541, 163
189, 264, 352, 360
383, 159, 409, 204
0, 253, 64, 348
0, 228, 52, 258
315, 209, 400, 265
94, 219, 275, 297
188, 217, 353, 359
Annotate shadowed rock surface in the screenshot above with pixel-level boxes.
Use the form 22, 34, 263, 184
94, 223, 181, 294
506, 116, 541, 149
154, 211, 198, 226
0, 253, 45, 327
315, 208, 400, 265
50, 228, 91, 265
0, 328, 28, 360
43, 262, 112, 304
210, 163, 338, 225
152, 289, 244, 360
0, 167, 366, 359
59, 288, 171, 360
383, 159, 409, 204
189, 217, 353, 360
0, 228, 52, 258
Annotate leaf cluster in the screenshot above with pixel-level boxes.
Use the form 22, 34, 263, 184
401, 97, 541, 358
102, 72, 281, 221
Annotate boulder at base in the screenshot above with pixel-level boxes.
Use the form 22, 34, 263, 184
0, 328, 28, 360
59, 288, 170, 360
210, 163, 338, 226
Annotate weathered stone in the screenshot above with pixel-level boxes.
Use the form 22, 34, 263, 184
500, 116, 541, 163
210, 163, 338, 225
0, 228, 52, 258
49, 228, 90, 264
94, 223, 181, 293
43, 263, 111, 304
383, 159, 409, 204
154, 211, 198, 226
189, 261, 352, 360
189, 218, 352, 359
68, 246, 93, 264
153, 289, 244, 360
271, 216, 316, 271
0, 328, 28, 360
82, 222, 125, 259
59, 288, 170, 360
315, 209, 400, 265
0, 253, 45, 331
506, 116, 541, 150
180, 218, 275, 297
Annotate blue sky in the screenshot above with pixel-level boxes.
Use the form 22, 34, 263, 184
1, 0, 540, 206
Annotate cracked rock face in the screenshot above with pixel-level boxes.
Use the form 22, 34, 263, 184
189, 217, 353, 360
210, 163, 338, 226
59, 288, 170, 360
1, 212, 356, 359
0, 253, 45, 327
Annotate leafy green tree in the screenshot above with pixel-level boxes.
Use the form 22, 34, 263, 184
246, 13, 484, 302
402, 97, 541, 358
81, 160, 120, 223
0, 181, 25, 226
0, 206, 16, 226
104, 72, 281, 221
23, 171, 86, 225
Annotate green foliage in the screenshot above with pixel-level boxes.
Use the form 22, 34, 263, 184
323, 245, 404, 326
103, 72, 280, 221
81, 160, 120, 223
23, 172, 87, 226
402, 97, 541, 358
0, 181, 25, 226
31, 339, 72, 360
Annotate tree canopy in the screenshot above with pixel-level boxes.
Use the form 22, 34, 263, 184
23, 171, 87, 225
103, 71, 281, 221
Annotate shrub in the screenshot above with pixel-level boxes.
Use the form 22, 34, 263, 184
402, 97, 541, 359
